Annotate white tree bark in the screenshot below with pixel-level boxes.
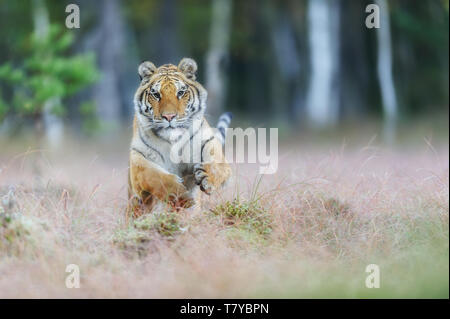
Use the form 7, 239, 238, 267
305, 0, 340, 127
32, 0, 64, 147
205, 0, 232, 119
375, 0, 398, 143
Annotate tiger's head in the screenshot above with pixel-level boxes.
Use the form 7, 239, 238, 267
134, 58, 207, 132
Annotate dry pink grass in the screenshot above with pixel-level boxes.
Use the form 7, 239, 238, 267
0, 137, 448, 298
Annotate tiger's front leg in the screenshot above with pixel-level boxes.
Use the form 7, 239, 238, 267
129, 150, 194, 216
193, 137, 231, 195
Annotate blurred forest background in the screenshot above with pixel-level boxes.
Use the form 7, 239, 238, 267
0, 0, 448, 146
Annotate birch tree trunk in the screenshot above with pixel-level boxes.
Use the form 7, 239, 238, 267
205, 0, 233, 120
375, 0, 398, 144
32, 0, 64, 147
305, 0, 341, 128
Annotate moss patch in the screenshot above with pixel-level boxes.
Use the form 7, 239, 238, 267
211, 199, 273, 240
113, 210, 183, 257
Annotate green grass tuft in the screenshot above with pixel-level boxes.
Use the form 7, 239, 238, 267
134, 210, 182, 238
113, 210, 183, 257
211, 199, 273, 238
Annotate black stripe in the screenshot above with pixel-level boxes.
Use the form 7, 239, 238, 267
138, 108, 153, 120
143, 91, 150, 113
217, 121, 228, 128
219, 112, 233, 124
138, 104, 148, 117
187, 87, 195, 112
189, 90, 204, 118
192, 83, 201, 98
138, 128, 165, 163
219, 127, 226, 138
137, 91, 153, 120
220, 117, 230, 125
131, 147, 146, 159
200, 136, 214, 162
182, 119, 204, 150
138, 89, 146, 103
137, 90, 146, 115
193, 86, 202, 109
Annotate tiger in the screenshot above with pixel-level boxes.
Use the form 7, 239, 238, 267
128, 58, 232, 217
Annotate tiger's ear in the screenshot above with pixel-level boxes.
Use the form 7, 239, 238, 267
138, 61, 157, 80
178, 58, 198, 80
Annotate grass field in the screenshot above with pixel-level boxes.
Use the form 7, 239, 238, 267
0, 132, 448, 298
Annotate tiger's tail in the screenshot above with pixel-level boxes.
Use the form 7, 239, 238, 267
215, 112, 233, 146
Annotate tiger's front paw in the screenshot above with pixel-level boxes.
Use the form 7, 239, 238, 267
169, 191, 196, 210
193, 163, 214, 195
167, 175, 196, 209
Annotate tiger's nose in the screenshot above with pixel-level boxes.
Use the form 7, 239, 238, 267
162, 113, 176, 122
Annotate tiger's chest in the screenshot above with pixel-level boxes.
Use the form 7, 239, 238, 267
136, 129, 195, 174
156, 127, 186, 143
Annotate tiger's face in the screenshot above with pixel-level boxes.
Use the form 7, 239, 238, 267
134, 58, 207, 131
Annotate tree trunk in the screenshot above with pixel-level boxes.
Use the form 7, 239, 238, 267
92, 0, 125, 128
157, 0, 181, 63
205, 0, 233, 120
32, 0, 64, 148
338, 1, 370, 120
264, 0, 301, 123
305, 0, 341, 128
375, 0, 398, 144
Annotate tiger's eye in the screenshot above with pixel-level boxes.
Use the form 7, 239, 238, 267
177, 90, 186, 98
150, 89, 160, 100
